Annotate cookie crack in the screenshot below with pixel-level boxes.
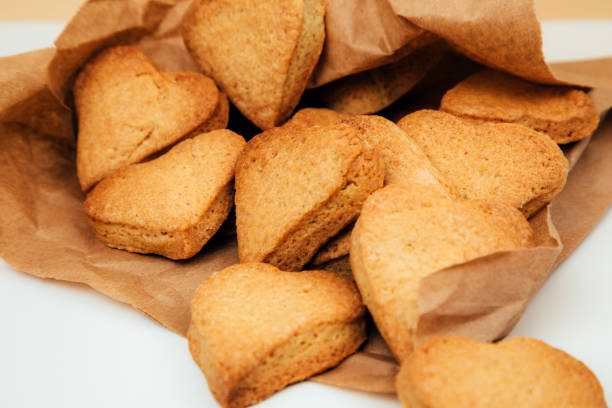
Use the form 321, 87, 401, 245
128, 127, 156, 161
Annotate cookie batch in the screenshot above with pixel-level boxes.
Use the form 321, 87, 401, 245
72, 0, 604, 406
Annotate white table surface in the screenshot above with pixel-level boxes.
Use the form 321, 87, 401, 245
1, 20, 611, 408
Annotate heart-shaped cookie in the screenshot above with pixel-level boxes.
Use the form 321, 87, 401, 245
235, 123, 384, 271
350, 184, 534, 361
189, 263, 366, 408
181, 0, 326, 129
397, 110, 569, 217
74, 46, 220, 191
397, 336, 606, 408
84, 129, 245, 259
440, 69, 600, 144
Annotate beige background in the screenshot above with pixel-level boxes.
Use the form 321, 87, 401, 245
0, 0, 612, 20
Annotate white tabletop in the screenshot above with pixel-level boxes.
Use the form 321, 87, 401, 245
1, 20, 611, 408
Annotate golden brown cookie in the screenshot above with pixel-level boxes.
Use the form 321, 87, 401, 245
440, 69, 599, 144
396, 336, 607, 408
397, 110, 568, 217
319, 43, 443, 115
74, 46, 220, 191
188, 263, 366, 408
84, 129, 245, 260
350, 184, 534, 361
182, 0, 325, 129
235, 123, 384, 271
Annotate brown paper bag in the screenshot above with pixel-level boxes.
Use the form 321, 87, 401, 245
1, 0, 612, 394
